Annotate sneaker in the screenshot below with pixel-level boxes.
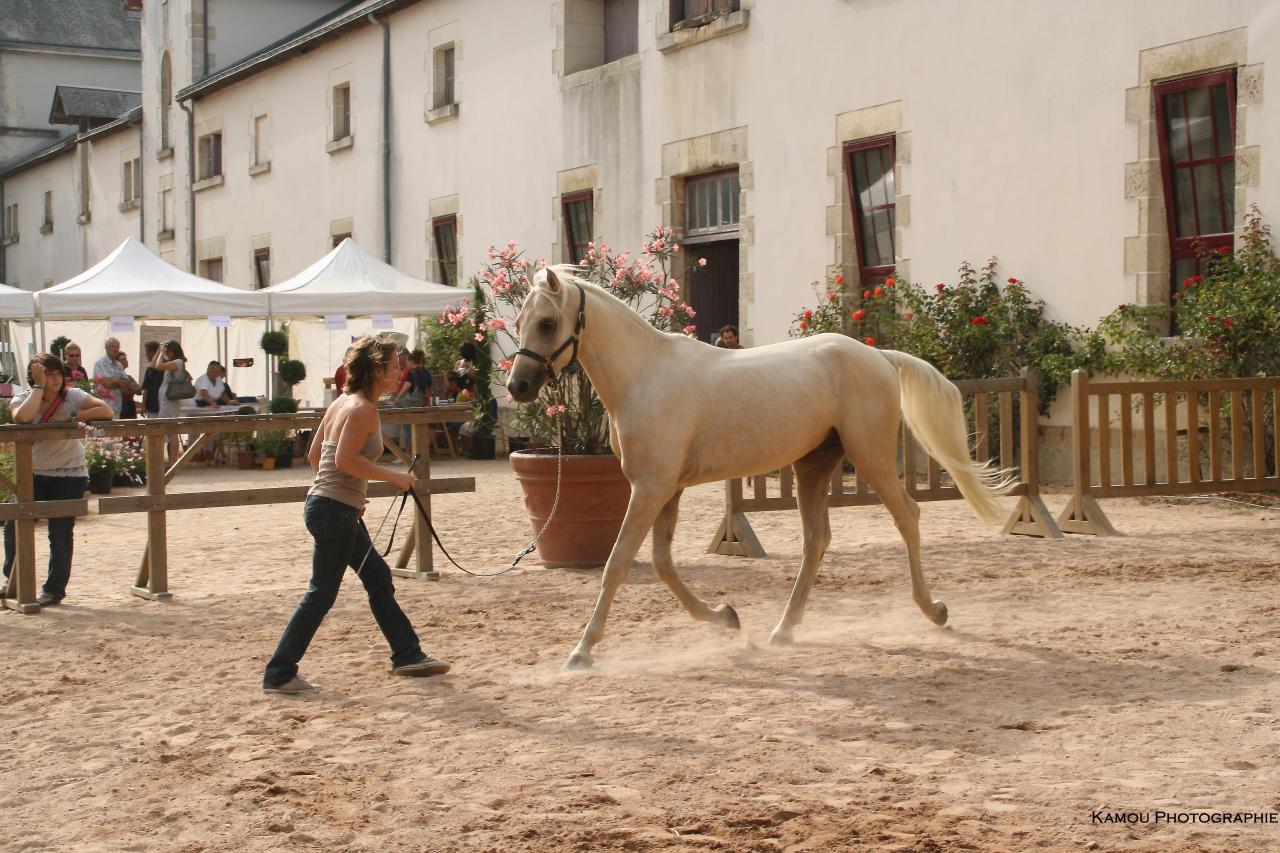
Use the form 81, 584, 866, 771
392, 656, 452, 677
263, 675, 320, 695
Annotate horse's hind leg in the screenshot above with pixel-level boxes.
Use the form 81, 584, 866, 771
652, 490, 740, 629
853, 452, 948, 626
770, 438, 845, 645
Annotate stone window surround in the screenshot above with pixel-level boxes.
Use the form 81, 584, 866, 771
656, 126, 753, 344
250, 101, 271, 174
552, 165, 599, 264
425, 23, 461, 124
157, 172, 174, 241
330, 218, 354, 251
551, 1, 645, 87
656, 2, 749, 54
328, 64, 355, 149
827, 100, 910, 290
427, 194, 462, 284
1124, 28, 1262, 314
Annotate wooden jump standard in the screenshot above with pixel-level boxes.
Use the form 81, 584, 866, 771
711, 369, 1060, 557
1058, 370, 1280, 536
0, 405, 474, 613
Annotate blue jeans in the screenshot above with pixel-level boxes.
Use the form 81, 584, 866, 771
263, 495, 426, 688
3, 474, 88, 601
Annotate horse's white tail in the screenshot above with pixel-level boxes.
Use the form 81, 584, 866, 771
879, 350, 1014, 524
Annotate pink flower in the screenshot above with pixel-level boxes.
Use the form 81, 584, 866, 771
474, 333, 484, 342
498, 358, 514, 371
545, 404, 567, 417
682, 324, 697, 335
698, 257, 707, 266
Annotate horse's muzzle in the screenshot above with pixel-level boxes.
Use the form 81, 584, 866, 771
506, 365, 545, 403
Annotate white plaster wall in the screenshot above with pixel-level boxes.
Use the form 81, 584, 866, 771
1, 154, 79, 289
82, 128, 146, 263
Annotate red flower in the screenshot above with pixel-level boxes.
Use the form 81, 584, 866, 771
799, 319, 808, 331
1208, 315, 1216, 322
885, 277, 895, 288
935, 283, 946, 292
864, 336, 876, 346
873, 286, 884, 297
863, 290, 871, 299
852, 309, 866, 321
1183, 274, 1203, 289
834, 274, 845, 284
905, 311, 914, 320
827, 293, 837, 303
804, 310, 813, 320
972, 316, 989, 326
1007, 277, 1018, 284
1217, 246, 1231, 254
1222, 318, 1233, 328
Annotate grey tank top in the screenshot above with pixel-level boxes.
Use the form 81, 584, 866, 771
308, 421, 384, 510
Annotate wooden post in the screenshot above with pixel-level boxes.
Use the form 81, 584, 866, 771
708, 477, 765, 558
391, 418, 439, 580
2, 441, 40, 613
1002, 367, 1061, 538
1057, 370, 1117, 536
132, 434, 172, 600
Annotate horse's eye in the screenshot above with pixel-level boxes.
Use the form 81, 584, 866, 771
539, 319, 556, 333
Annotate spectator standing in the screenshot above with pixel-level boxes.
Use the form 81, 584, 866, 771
92, 337, 130, 417
1, 353, 112, 605
116, 351, 141, 419
394, 349, 431, 448
152, 340, 191, 462
62, 342, 89, 385
715, 324, 743, 349
140, 340, 164, 417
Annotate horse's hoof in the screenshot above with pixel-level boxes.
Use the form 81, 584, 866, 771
564, 652, 593, 671
718, 604, 741, 631
929, 601, 949, 626
769, 626, 793, 646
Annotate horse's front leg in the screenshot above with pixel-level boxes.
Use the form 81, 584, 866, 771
566, 483, 672, 670
652, 490, 740, 629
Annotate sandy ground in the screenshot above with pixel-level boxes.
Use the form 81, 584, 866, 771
2, 457, 1278, 852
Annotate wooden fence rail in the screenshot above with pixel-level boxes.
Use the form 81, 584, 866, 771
710, 369, 1059, 557
1058, 371, 1280, 535
0, 405, 474, 613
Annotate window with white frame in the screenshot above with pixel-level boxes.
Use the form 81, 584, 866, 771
122, 158, 142, 206
197, 132, 222, 180
333, 83, 352, 141
683, 169, 740, 241
253, 114, 269, 166
253, 248, 271, 289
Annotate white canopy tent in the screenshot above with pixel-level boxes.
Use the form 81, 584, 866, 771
0, 284, 36, 385
263, 239, 462, 404
15, 238, 271, 398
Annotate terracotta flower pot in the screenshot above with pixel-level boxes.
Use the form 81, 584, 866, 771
509, 451, 631, 569
237, 450, 255, 470
262, 456, 277, 471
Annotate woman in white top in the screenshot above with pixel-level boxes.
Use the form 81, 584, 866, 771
1, 353, 112, 605
151, 339, 189, 462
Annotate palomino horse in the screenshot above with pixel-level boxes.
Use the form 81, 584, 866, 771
508, 267, 1010, 670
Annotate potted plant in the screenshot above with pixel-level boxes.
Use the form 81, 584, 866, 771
443, 228, 695, 568
255, 430, 286, 470
275, 430, 295, 469
269, 396, 299, 414
260, 327, 289, 398
84, 437, 120, 494
277, 358, 307, 406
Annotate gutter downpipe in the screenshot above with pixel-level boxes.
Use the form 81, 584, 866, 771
0, 178, 6, 284
369, 11, 391, 264
130, 111, 145, 241
179, 99, 196, 272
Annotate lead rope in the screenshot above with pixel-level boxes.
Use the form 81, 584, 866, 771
403, 378, 568, 578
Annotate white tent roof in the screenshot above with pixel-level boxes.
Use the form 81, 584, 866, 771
264, 238, 460, 317
35, 236, 267, 319
0, 283, 35, 319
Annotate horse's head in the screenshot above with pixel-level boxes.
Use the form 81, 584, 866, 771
507, 266, 584, 403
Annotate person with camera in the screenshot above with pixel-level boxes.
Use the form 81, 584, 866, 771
262, 335, 451, 695
1, 353, 112, 605
151, 339, 194, 462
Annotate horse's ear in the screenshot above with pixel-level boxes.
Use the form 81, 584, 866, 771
543, 266, 563, 294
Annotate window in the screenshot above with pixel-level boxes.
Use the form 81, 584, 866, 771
684, 169, 740, 241
1154, 69, 1236, 299
41, 191, 53, 233
253, 114, 269, 166
434, 47, 455, 109
332, 232, 351, 249
200, 257, 224, 282
562, 191, 594, 264
2, 203, 17, 244
432, 216, 458, 286
605, 0, 638, 62
253, 248, 271, 289
333, 83, 351, 141
122, 158, 142, 206
197, 132, 222, 180
670, 0, 738, 30
159, 186, 174, 236
159, 53, 172, 150
844, 136, 896, 284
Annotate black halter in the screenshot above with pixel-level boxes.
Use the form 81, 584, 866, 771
513, 281, 586, 382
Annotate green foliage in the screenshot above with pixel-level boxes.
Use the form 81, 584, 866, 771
277, 358, 307, 387
0, 400, 12, 425
253, 430, 287, 456
50, 336, 70, 359
0, 446, 13, 500
420, 310, 474, 379
236, 405, 257, 415
790, 260, 1083, 411
259, 330, 289, 357
468, 277, 495, 439
269, 396, 299, 414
